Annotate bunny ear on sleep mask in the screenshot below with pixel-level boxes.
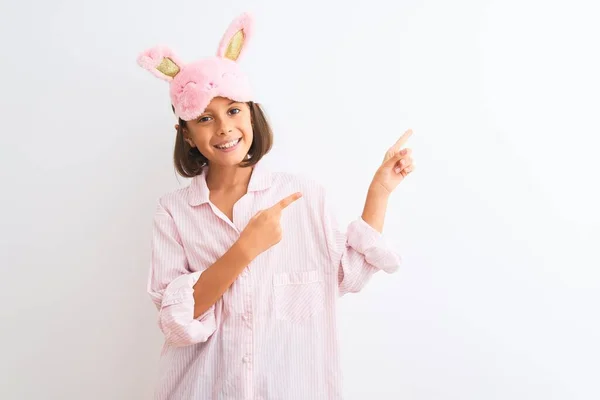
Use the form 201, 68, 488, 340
137, 12, 255, 121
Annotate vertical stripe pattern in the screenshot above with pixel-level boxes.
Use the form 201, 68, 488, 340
148, 161, 402, 399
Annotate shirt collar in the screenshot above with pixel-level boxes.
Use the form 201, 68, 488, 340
188, 160, 272, 206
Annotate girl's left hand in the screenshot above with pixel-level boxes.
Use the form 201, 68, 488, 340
370, 129, 415, 195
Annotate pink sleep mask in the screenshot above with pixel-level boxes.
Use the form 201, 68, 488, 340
137, 12, 254, 121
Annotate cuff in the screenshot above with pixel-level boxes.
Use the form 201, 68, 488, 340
159, 271, 217, 346
346, 217, 402, 273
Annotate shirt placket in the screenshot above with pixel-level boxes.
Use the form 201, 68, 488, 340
234, 196, 255, 400
240, 267, 254, 400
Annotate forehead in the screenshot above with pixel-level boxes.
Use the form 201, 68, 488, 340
202, 96, 243, 114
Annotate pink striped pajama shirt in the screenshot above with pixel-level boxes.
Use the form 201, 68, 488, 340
148, 161, 401, 400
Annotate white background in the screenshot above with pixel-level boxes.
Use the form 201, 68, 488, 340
1, 0, 599, 399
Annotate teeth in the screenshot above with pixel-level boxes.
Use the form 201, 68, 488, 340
216, 139, 240, 149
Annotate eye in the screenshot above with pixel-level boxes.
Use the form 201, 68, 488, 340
198, 116, 212, 123
229, 108, 241, 115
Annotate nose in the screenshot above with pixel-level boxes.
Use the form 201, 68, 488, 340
217, 119, 233, 136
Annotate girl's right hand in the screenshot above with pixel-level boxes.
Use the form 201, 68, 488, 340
238, 192, 303, 260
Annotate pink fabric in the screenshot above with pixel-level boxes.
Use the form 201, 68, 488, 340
148, 161, 402, 399
167, 56, 252, 121
136, 46, 185, 83
216, 12, 254, 61
137, 12, 254, 121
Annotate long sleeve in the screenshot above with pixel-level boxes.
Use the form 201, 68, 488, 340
148, 201, 217, 346
321, 189, 402, 296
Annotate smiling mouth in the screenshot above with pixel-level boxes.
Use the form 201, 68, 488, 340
214, 138, 241, 150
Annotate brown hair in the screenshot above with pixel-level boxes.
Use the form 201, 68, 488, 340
173, 102, 273, 178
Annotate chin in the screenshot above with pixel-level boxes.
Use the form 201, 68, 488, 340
211, 157, 247, 167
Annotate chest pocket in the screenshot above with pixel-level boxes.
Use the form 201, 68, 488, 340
273, 270, 325, 322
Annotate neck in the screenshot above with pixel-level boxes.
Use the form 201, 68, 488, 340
205, 163, 253, 191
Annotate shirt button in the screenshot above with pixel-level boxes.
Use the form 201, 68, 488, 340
242, 355, 250, 363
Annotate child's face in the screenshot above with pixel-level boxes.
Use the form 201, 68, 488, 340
183, 96, 253, 167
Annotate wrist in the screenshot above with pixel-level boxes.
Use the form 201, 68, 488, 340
233, 237, 257, 263
362, 184, 390, 234
367, 182, 391, 201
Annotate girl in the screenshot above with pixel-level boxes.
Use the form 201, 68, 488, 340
138, 12, 414, 400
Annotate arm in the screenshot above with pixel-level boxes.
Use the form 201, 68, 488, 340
323, 130, 415, 295
191, 242, 253, 318
361, 184, 390, 234
149, 191, 299, 346
192, 191, 303, 316
363, 128, 415, 233
321, 186, 401, 296
149, 201, 253, 346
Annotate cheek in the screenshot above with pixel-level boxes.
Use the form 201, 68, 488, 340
243, 127, 254, 148
189, 129, 213, 150
237, 118, 253, 141
245, 124, 254, 140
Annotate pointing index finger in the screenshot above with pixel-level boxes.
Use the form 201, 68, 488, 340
392, 129, 413, 151
274, 192, 303, 211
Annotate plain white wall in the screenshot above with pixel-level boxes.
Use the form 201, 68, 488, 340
1, 0, 599, 399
